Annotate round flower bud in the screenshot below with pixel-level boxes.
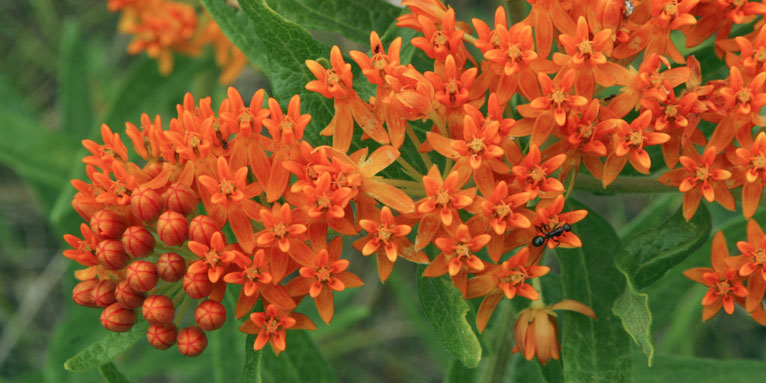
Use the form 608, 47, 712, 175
194, 300, 226, 331
100, 303, 137, 332
126, 260, 158, 293
177, 326, 207, 357
130, 186, 163, 222
157, 252, 186, 282
90, 279, 117, 307
188, 216, 221, 245
142, 295, 175, 324
147, 323, 178, 350
121, 226, 155, 258
182, 271, 212, 299
115, 280, 145, 309
72, 279, 99, 307
96, 239, 129, 270
163, 183, 198, 215
90, 209, 127, 239
157, 211, 188, 246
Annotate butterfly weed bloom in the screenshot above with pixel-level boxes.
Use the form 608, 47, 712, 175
63, 0, 766, 365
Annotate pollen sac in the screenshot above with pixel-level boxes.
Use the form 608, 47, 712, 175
188, 215, 221, 245
72, 279, 99, 307
142, 295, 176, 324
90, 279, 117, 307
115, 280, 145, 309
126, 260, 159, 293
100, 302, 137, 332
194, 300, 226, 331
96, 239, 129, 270
177, 326, 208, 357
130, 186, 163, 222
157, 252, 186, 282
182, 271, 213, 299
157, 211, 189, 246
147, 323, 178, 350
163, 183, 199, 215
90, 209, 127, 239
122, 226, 156, 258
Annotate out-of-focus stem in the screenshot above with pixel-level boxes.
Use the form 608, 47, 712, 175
405, 123, 433, 169
505, 0, 525, 24
530, 277, 545, 308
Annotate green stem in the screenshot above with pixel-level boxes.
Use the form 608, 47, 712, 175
482, 301, 516, 383
505, 0, 526, 24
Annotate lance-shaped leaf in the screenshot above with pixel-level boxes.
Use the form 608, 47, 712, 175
64, 321, 149, 372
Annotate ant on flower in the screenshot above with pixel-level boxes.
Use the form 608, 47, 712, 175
532, 222, 572, 247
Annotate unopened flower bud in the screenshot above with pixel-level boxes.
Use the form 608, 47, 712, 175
177, 326, 207, 357
72, 192, 100, 221
90, 209, 127, 239
72, 279, 99, 307
122, 226, 155, 258
91, 279, 117, 307
182, 271, 212, 299
157, 252, 186, 282
100, 302, 137, 332
130, 186, 163, 222
126, 260, 158, 292
163, 183, 198, 215
115, 280, 145, 309
194, 300, 226, 331
189, 216, 221, 245
147, 323, 178, 350
96, 239, 129, 270
157, 211, 188, 246
142, 295, 176, 324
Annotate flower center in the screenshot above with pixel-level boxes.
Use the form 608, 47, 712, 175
506, 44, 522, 60
577, 40, 593, 56
468, 138, 485, 154
494, 203, 511, 219
376, 226, 393, 242
529, 166, 546, 182
628, 131, 643, 147
752, 154, 766, 170
205, 250, 221, 267
435, 189, 451, 206
551, 89, 567, 105
737, 89, 753, 105
695, 166, 710, 182
315, 265, 333, 282
454, 243, 470, 259
220, 180, 236, 196
264, 318, 282, 333
246, 267, 264, 282
272, 223, 288, 238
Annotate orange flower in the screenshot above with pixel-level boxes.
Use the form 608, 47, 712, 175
415, 165, 476, 249
423, 224, 490, 296
554, 99, 613, 182
659, 146, 734, 220
709, 67, 766, 150
513, 300, 596, 365
63, 223, 100, 267
607, 54, 690, 118
223, 249, 297, 319
472, 181, 531, 262
255, 203, 307, 253
511, 144, 566, 200
531, 195, 588, 249
519, 70, 588, 146
188, 231, 248, 284
641, 91, 707, 169
728, 24, 766, 77
735, 131, 766, 218
684, 231, 748, 320
737, 220, 766, 312
410, 8, 468, 66
613, 0, 698, 63
602, 110, 670, 187
240, 304, 316, 355
524, 0, 577, 58
220, 88, 271, 186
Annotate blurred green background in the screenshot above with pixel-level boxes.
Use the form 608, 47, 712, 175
1, 1, 766, 382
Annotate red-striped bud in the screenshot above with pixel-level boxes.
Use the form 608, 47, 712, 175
188, 215, 221, 245
157, 252, 186, 282
147, 323, 178, 350
126, 260, 158, 292
177, 326, 207, 357
115, 280, 145, 309
142, 295, 175, 324
194, 300, 226, 331
96, 239, 129, 270
90, 209, 126, 239
100, 302, 137, 332
131, 186, 163, 222
163, 183, 198, 215
121, 226, 155, 258
157, 211, 188, 246
90, 279, 117, 307
182, 271, 212, 299
72, 279, 99, 307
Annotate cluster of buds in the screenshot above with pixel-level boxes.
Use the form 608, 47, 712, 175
67, 0, 766, 365
106, 0, 247, 83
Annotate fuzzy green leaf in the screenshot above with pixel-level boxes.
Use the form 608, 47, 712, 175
97, 362, 133, 383
64, 321, 148, 372
241, 335, 263, 383
417, 266, 482, 368
199, 0, 270, 72
242, 332, 338, 383
634, 354, 766, 382
612, 278, 654, 366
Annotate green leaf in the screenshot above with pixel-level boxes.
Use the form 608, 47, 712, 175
617, 205, 711, 289
555, 201, 632, 383
238, 0, 334, 144
265, 0, 400, 43
444, 358, 477, 383
97, 362, 132, 383
58, 21, 93, 138
199, 0, 270, 72
416, 265, 482, 368
64, 321, 149, 372
612, 278, 654, 365
243, 331, 338, 383
633, 354, 766, 382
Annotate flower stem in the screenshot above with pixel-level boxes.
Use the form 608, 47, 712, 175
573, 174, 671, 194
530, 277, 545, 308
405, 123, 433, 169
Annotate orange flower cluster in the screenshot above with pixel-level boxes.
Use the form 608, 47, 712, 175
65, 0, 766, 364
107, 0, 247, 83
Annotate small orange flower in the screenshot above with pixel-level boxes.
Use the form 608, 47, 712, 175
709, 67, 766, 150
737, 220, 766, 312
511, 144, 566, 200
423, 224, 489, 296
735, 131, 766, 218
513, 300, 596, 365
188, 231, 248, 284
519, 70, 588, 146
239, 304, 316, 355
255, 203, 307, 253
524, 0, 577, 58
684, 231, 748, 320
530, 195, 588, 249
602, 110, 670, 187
415, 165, 476, 249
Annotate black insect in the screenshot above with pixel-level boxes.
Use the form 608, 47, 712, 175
532, 223, 571, 247
221, 139, 228, 149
